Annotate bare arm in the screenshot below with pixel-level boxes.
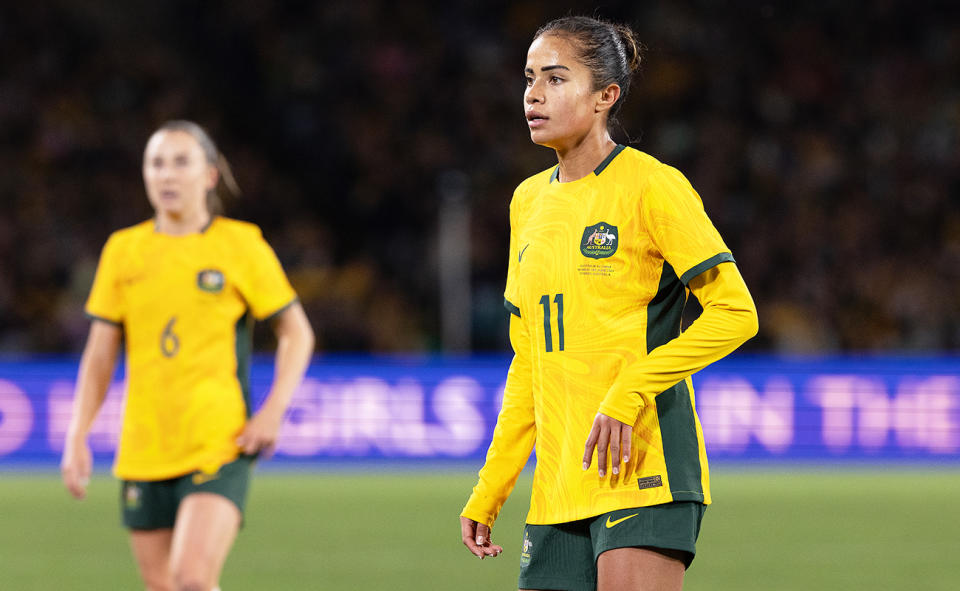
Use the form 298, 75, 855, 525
236, 302, 315, 455
61, 320, 122, 499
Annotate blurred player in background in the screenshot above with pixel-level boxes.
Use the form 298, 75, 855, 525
61, 120, 315, 591
460, 16, 758, 591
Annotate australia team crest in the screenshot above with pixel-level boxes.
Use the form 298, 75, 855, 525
196, 269, 225, 293
580, 222, 618, 259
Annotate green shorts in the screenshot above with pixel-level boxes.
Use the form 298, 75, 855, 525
120, 455, 255, 530
518, 502, 706, 591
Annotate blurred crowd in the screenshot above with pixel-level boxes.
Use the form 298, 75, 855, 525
1, 1, 958, 354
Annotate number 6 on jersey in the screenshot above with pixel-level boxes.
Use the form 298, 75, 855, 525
160, 316, 180, 358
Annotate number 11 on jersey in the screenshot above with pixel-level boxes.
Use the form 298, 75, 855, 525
539, 293, 565, 352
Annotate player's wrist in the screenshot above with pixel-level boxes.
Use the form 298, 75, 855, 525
64, 427, 89, 447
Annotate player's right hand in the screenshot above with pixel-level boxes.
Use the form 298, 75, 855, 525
460, 516, 503, 559
61, 439, 92, 500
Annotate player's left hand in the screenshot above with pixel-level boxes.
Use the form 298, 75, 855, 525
236, 408, 284, 457
583, 412, 632, 477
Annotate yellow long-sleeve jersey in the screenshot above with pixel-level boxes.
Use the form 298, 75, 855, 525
462, 146, 758, 526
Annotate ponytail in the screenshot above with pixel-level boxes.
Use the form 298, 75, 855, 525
613, 23, 644, 75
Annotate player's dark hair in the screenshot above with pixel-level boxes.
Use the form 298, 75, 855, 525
153, 120, 241, 215
535, 16, 644, 128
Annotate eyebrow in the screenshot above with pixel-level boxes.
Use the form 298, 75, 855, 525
524, 64, 571, 74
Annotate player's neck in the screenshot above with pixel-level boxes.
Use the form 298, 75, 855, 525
155, 210, 212, 236
553, 132, 617, 183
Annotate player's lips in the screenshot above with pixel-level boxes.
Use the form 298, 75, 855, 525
526, 111, 548, 128
159, 189, 179, 200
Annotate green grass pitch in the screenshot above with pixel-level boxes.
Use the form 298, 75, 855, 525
1, 467, 958, 590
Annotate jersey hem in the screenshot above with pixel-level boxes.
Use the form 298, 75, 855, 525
523, 498, 709, 526
113, 450, 241, 481
679, 252, 735, 285
503, 298, 521, 318
670, 491, 707, 503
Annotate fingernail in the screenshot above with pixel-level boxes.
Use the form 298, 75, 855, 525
623, 455, 629, 463
476, 536, 484, 545
582, 462, 588, 470
612, 466, 619, 475
599, 469, 605, 477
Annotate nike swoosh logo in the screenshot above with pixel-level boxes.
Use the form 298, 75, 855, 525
518, 243, 530, 262
605, 513, 639, 529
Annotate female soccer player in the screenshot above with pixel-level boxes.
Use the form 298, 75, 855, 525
61, 120, 315, 591
460, 16, 758, 591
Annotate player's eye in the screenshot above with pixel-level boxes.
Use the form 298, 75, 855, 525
549, 75, 563, 84
174, 156, 190, 167
524, 75, 533, 86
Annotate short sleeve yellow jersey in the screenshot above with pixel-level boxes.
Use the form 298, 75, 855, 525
86, 216, 297, 480
464, 146, 734, 525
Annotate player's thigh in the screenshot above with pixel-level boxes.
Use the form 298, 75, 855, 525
597, 546, 685, 591
169, 454, 252, 582
169, 492, 241, 585
129, 528, 175, 591
517, 521, 596, 591
591, 503, 706, 591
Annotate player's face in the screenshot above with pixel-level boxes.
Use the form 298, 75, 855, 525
524, 35, 601, 150
142, 130, 217, 219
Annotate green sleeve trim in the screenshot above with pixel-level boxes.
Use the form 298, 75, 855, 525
593, 144, 626, 176
679, 252, 735, 285
85, 312, 122, 327
260, 297, 299, 322
503, 298, 521, 318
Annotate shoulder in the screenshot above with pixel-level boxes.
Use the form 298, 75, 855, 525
210, 216, 264, 237
515, 166, 555, 193
622, 148, 691, 187
608, 146, 670, 186
511, 166, 555, 211
108, 219, 154, 241
613, 148, 700, 206
209, 217, 270, 248
621, 145, 665, 171
100, 219, 153, 254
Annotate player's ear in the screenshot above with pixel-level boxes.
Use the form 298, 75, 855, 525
206, 164, 219, 191
595, 83, 621, 114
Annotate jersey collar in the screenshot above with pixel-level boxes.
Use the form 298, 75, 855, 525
550, 144, 626, 183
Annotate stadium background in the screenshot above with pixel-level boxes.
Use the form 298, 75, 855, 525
1, 1, 958, 589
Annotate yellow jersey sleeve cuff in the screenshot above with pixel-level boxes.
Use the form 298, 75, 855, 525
259, 297, 298, 322
597, 387, 644, 426
461, 493, 499, 527
84, 311, 122, 327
